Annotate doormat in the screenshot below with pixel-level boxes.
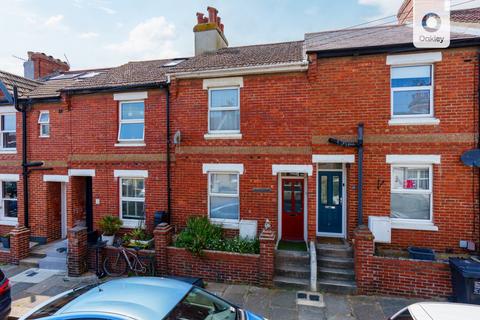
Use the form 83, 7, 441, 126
10, 268, 61, 284
277, 240, 307, 251
296, 291, 325, 308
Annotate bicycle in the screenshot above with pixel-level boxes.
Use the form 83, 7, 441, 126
103, 244, 155, 277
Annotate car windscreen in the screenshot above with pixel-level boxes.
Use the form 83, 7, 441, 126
26, 284, 97, 319
164, 287, 238, 320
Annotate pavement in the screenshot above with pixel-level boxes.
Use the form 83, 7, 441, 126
2, 264, 420, 320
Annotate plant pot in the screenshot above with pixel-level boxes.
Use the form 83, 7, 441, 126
0, 237, 10, 249
128, 238, 153, 249
102, 234, 115, 246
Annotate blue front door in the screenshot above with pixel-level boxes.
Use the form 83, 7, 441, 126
317, 171, 343, 234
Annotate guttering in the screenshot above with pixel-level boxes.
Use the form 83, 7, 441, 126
169, 60, 309, 79
61, 82, 167, 95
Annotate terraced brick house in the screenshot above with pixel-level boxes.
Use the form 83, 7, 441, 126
0, 2, 479, 298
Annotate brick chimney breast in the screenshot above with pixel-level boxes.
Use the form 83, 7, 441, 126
24, 51, 70, 80
193, 7, 228, 55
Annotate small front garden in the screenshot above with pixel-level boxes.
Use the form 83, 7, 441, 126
174, 216, 259, 255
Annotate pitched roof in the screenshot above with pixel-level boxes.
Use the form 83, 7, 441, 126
451, 7, 480, 24
305, 24, 479, 53
0, 70, 40, 97
170, 41, 305, 74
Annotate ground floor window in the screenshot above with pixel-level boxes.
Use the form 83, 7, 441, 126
208, 172, 239, 221
120, 178, 145, 225
0, 181, 17, 221
390, 165, 432, 221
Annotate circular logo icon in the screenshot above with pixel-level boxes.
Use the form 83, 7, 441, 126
422, 12, 442, 32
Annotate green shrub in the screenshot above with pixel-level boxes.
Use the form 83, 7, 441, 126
99, 215, 123, 236
174, 216, 259, 255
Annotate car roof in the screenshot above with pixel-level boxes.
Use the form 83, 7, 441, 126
58, 277, 193, 320
408, 302, 480, 320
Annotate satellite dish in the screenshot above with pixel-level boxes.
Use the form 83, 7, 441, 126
173, 130, 181, 145
461, 149, 480, 167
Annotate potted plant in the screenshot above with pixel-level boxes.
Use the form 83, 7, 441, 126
0, 234, 10, 249
99, 215, 123, 245
125, 222, 153, 249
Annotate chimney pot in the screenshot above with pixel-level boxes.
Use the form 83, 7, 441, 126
196, 12, 204, 24
207, 6, 218, 24
194, 7, 228, 55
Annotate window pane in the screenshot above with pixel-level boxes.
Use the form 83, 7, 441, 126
41, 124, 50, 136
39, 113, 49, 123
210, 174, 237, 194
391, 193, 430, 220
119, 123, 144, 140
134, 179, 145, 198
320, 176, 327, 205
283, 182, 292, 212
4, 200, 17, 218
393, 168, 430, 190
1, 115, 15, 131
294, 182, 302, 212
391, 66, 431, 87
210, 196, 239, 220
393, 90, 430, 115
122, 200, 144, 220
3, 182, 17, 199
332, 176, 340, 205
210, 89, 238, 108
392, 168, 405, 189
3, 132, 16, 149
121, 102, 144, 120
210, 110, 239, 131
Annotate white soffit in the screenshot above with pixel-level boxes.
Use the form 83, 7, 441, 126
114, 170, 149, 178
312, 154, 355, 163
43, 175, 69, 183
202, 164, 244, 174
386, 52, 442, 65
386, 155, 441, 164
68, 169, 96, 177
113, 91, 148, 101
272, 165, 313, 176
202, 77, 244, 89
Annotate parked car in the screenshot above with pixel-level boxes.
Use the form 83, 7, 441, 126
20, 277, 265, 320
389, 302, 480, 320
0, 269, 11, 320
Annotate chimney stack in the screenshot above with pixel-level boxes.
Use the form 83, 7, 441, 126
193, 6, 228, 55
23, 52, 70, 80
397, 0, 414, 25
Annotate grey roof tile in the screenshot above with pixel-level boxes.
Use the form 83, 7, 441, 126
452, 7, 480, 24
0, 70, 40, 97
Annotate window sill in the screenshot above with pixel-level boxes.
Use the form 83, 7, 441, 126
391, 220, 438, 231
388, 118, 440, 126
114, 142, 146, 147
0, 220, 18, 226
204, 133, 242, 140
0, 150, 17, 155
210, 219, 240, 230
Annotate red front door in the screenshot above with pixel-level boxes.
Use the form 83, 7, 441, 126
281, 179, 304, 241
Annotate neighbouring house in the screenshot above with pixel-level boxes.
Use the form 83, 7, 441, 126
0, 2, 479, 298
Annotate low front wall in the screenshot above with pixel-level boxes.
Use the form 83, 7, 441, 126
167, 247, 260, 284
354, 225, 452, 298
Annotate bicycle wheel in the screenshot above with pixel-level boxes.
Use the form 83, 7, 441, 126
103, 253, 127, 277
136, 256, 155, 276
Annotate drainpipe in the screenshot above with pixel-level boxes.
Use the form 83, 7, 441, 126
357, 123, 364, 226
477, 51, 480, 254
165, 79, 171, 224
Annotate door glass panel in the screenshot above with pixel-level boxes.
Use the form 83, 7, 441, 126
294, 182, 302, 212
283, 182, 292, 213
320, 176, 327, 205
332, 176, 340, 205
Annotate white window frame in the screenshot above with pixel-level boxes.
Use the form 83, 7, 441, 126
118, 100, 145, 142
390, 164, 433, 225
208, 87, 241, 135
0, 180, 18, 224
390, 64, 434, 119
208, 171, 240, 225
0, 112, 16, 151
119, 177, 146, 228
38, 111, 50, 138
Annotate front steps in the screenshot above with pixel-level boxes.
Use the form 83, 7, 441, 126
317, 242, 357, 294
20, 239, 68, 271
273, 250, 310, 290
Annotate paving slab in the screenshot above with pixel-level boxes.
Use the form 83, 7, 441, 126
271, 306, 298, 320
324, 293, 353, 319
298, 305, 326, 320
350, 297, 385, 320
271, 289, 297, 309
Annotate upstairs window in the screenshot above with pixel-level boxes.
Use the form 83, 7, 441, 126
391, 65, 433, 117
390, 165, 432, 221
38, 111, 50, 137
118, 101, 145, 141
208, 88, 240, 133
0, 114, 16, 150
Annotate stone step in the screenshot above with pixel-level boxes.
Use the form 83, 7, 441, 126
317, 279, 357, 295
275, 250, 309, 267
275, 264, 310, 279
38, 256, 67, 271
317, 256, 354, 269
318, 267, 355, 281
29, 252, 47, 259
317, 245, 353, 259
273, 276, 310, 291
19, 256, 41, 268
